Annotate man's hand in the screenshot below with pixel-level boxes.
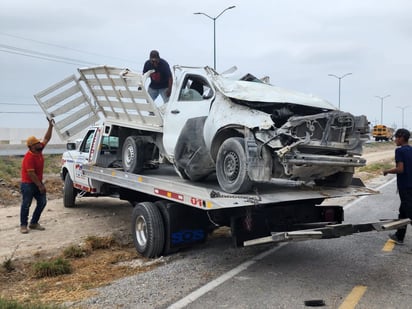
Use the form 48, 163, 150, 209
38, 183, 46, 194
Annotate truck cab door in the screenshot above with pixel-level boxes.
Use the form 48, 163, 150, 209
162, 74, 214, 158
70, 128, 101, 191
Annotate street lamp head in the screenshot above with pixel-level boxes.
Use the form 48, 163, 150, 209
328, 73, 352, 79
193, 6, 236, 70
375, 94, 391, 100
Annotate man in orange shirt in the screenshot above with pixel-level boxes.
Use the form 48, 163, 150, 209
20, 119, 53, 234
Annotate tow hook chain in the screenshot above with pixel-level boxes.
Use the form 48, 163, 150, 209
210, 190, 261, 204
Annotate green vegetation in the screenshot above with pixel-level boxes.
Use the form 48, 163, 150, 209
32, 258, 72, 279
0, 298, 60, 309
84, 235, 115, 250
2, 258, 15, 272
0, 154, 61, 183
62, 245, 88, 258
358, 162, 392, 173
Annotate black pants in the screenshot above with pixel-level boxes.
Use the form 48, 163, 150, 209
395, 188, 412, 240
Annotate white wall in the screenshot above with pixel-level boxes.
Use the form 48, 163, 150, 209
0, 128, 64, 145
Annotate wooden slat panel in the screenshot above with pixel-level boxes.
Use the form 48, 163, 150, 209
61, 114, 100, 139
98, 101, 153, 112
49, 96, 88, 117
80, 66, 125, 76
85, 78, 130, 88
34, 75, 77, 99
41, 84, 83, 109
56, 106, 95, 130
92, 89, 126, 98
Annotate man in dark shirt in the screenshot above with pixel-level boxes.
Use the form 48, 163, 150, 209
383, 128, 412, 244
143, 50, 173, 103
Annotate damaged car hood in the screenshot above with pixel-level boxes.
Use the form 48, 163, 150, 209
212, 76, 337, 111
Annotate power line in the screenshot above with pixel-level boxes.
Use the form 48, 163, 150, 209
0, 44, 98, 66
0, 31, 139, 65
0, 103, 38, 106
0, 111, 43, 114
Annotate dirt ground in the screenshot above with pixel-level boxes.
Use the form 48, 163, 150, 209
0, 142, 396, 304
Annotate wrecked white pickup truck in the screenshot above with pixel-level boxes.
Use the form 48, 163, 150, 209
35, 65, 369, 194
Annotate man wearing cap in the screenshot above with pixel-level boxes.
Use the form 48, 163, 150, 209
143, 50, 173, 103
20, 119, 53, 234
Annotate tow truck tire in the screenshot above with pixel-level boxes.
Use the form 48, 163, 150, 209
154, 200, 179, 255
216, 137, 252, 194
63, 174, 77, 208
131, 202, 165, 258
122, 136, 144, 174
315, 171, 353, 188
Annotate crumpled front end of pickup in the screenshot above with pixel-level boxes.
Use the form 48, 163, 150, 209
254, 110, 369, 183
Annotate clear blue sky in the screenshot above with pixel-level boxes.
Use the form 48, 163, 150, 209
1, 0, 411, 129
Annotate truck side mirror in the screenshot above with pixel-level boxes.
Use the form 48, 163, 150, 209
66, 142, 76, 150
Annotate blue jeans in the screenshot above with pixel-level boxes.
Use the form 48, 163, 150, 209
148, 87, 169, 103
20, 183, 47, 227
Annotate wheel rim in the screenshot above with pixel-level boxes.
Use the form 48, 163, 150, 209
223, 151, 240, 182
124, 144, 135, 168
135, 215, 147, 249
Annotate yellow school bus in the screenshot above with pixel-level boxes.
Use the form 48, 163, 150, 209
372, 124, 394, 141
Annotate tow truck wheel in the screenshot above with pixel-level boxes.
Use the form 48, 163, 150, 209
154, 200, 179, 255
63, 174, 77, 208
122, 136, 144, 174
216, 137, 252, 194
131, 202, 165, 258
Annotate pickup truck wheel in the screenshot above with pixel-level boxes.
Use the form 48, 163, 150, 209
131, 202, 165, 258
315, 171, 353, 188
216, 137, 252, 194
122, 136, 144, 174
63, 174, 77, 208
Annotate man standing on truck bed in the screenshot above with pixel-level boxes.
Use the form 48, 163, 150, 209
20, 119, 53, 234
383, 128, 412, 244
143, 50, 173, 103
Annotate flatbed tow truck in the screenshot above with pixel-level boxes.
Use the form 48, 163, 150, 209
75, 163, 409, 258
35, 65, 410, 258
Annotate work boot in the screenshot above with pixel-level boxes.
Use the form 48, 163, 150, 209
29, 223, 46, 231
20, 226, 29, 234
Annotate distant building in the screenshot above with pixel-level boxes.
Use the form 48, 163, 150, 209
0, 128, 64, 145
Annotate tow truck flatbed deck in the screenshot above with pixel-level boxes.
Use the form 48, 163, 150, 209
83, 164, 377, 210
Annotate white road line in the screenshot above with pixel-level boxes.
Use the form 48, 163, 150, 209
168, 178, 396, 309
167, 244, 287, 309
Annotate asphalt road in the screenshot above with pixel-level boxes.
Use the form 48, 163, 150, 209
76, 177, 412, 309
167, 178, 412, 309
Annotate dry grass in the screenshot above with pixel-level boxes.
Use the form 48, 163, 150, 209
0, 237, 162, 306
0, 155, 63, 207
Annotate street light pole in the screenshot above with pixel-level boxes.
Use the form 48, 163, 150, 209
397, 105, 409, 128
328, 73, 352, 110
375, 95, 391, 124
194, 5, 236, 70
